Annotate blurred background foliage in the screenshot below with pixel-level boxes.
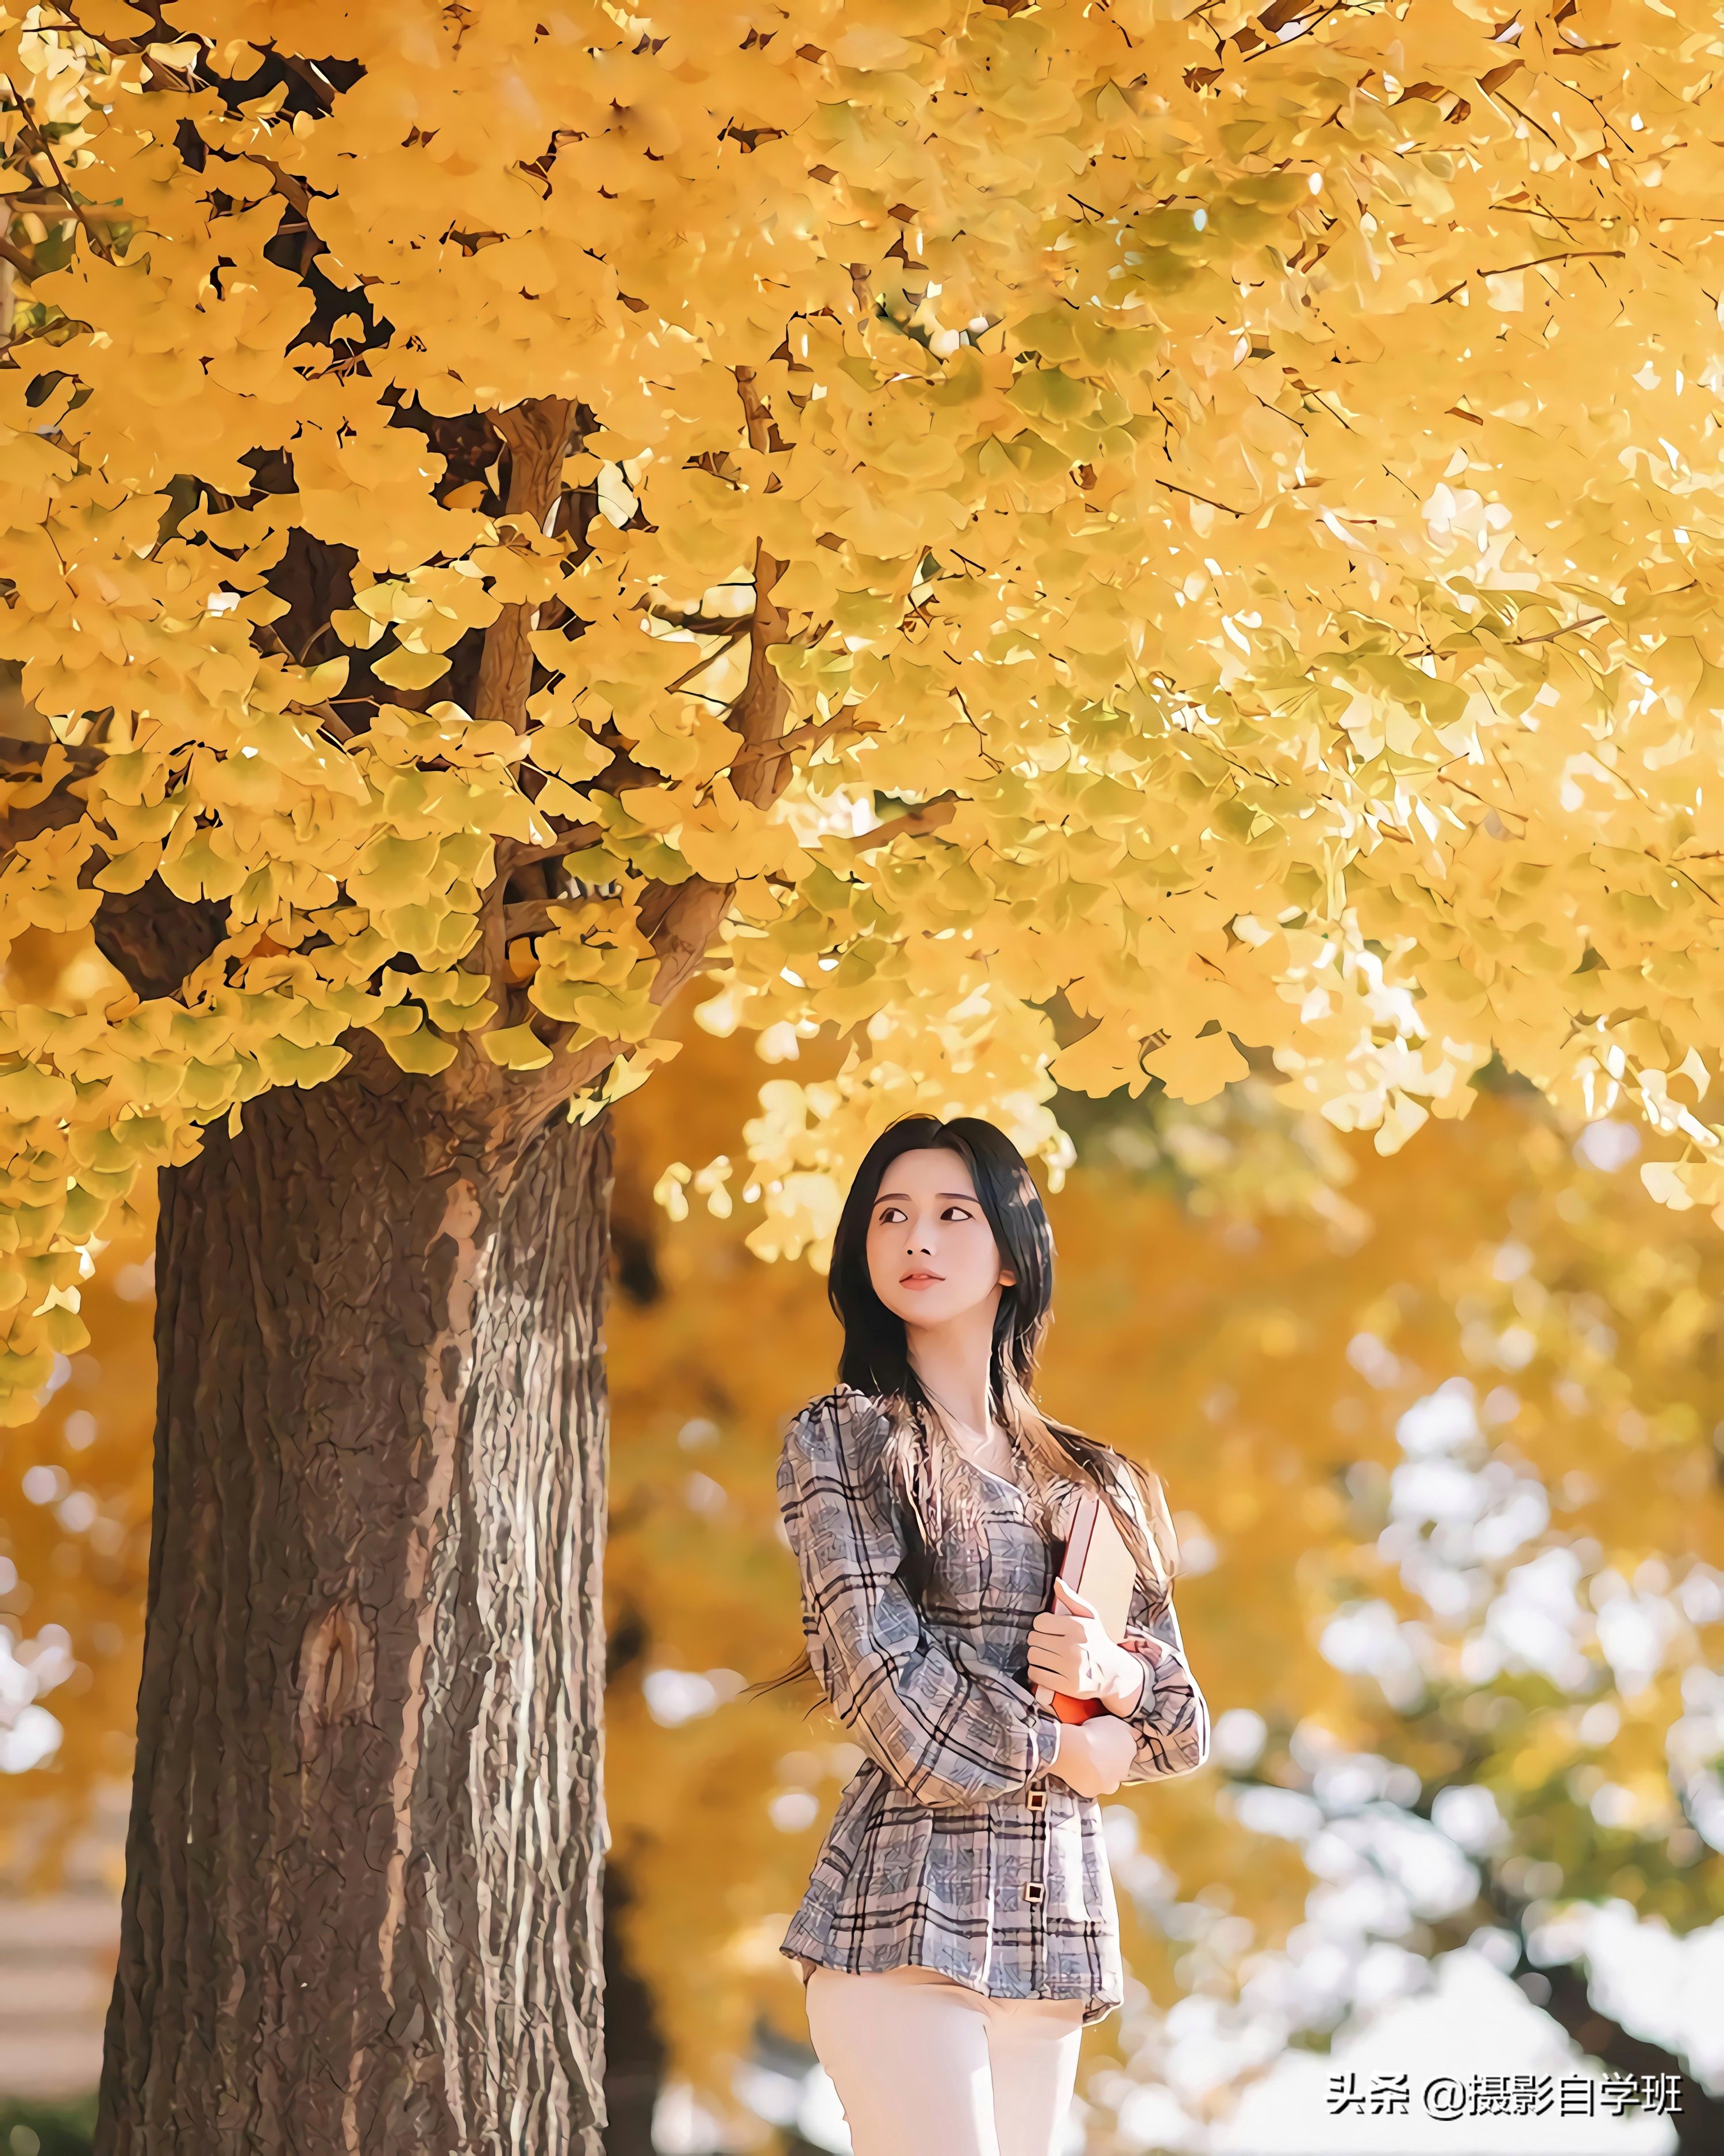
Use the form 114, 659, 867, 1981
0, 931, 1721, 2150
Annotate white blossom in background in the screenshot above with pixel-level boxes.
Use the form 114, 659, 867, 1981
0, 1620, 73, 1774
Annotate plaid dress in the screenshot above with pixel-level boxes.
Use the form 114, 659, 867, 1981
778, 1384, 1210, 2024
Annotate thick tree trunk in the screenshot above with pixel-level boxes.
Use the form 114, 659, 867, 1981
96, 1058, 613, 2155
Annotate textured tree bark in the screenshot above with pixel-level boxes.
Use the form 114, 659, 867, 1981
96, 1054, 613, 2155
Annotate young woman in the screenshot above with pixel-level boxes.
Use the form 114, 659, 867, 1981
775, 1113, 1211, 2156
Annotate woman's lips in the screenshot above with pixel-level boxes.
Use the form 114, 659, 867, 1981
899, 1270, 943, 1286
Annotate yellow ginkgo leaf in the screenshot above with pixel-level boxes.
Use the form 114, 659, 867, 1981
371, 1011, 459, 1076
372, 647, 452, 691
480, 1022, 555, 1071
1142, 1030, 1249, 1105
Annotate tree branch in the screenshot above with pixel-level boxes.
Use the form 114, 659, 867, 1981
91, 881, 227, 1003
663, 629, 748, 698
0, 737, 91, 850
1476, 1870, 1722, 2151
636, 876, 734, 1004
1149, 473, 1250, 517
474, 398, 575, 733
728, 711, 876, 776
730, 368, 791, 809
495, 825, 602, 876
3, 74, 114, 264
1490, 247, 1625, 278
0, 736, 231, 1000
502, 899, 558, 942
846, 794, 959, 852
254, 624, 353, 740
0, 232, 39, 284
426, 379, 788, 1136
467, 872, 736, 1144
227, 151, 314, 217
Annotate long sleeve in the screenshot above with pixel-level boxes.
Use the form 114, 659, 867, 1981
779, 1393, 1063, 1810
1116, 1570, 1210, 1783
1110, 1480, 1210, 1785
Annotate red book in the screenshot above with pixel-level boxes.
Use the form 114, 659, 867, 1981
1033, 1492, 1139, 1724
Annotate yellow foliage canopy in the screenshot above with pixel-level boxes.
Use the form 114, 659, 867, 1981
1, 2, 1724, 1416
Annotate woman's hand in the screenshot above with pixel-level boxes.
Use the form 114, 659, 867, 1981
1050, 1714, 1138, 1799
1029, 1578, 1148, 1717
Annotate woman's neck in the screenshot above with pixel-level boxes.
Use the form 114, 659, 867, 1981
910, 1375, 1021, 1493
921, 1380, 994, 1443
906, 1309, 996, 1439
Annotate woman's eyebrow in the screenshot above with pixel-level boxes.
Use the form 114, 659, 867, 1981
874, 1191, 978, 1203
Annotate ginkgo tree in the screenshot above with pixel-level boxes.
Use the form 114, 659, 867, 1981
3, 0, 1724, 2148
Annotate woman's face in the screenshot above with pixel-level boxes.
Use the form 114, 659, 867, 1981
864, 1146, 1016, 1332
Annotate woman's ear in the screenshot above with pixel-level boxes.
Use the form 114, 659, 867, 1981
998, 1266, 1018, 1288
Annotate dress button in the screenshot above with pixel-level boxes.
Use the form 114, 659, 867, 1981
1026, 1787, 1046, 1812
1023, 1880, 1045, 1903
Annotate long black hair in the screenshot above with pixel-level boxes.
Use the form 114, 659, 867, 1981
758, 1114, 1179, 1694
829, 1112, 1053, 1429
836, 1115, 1175, 1589
823, 1112, 1190, 1630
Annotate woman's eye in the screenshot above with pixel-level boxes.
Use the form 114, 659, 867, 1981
876, 1206, 906, 1223
942, 1205, 975, 1221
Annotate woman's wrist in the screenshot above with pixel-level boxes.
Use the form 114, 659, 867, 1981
1051, 1720, 1092, 1789
1098, 1646, 1148, 1718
